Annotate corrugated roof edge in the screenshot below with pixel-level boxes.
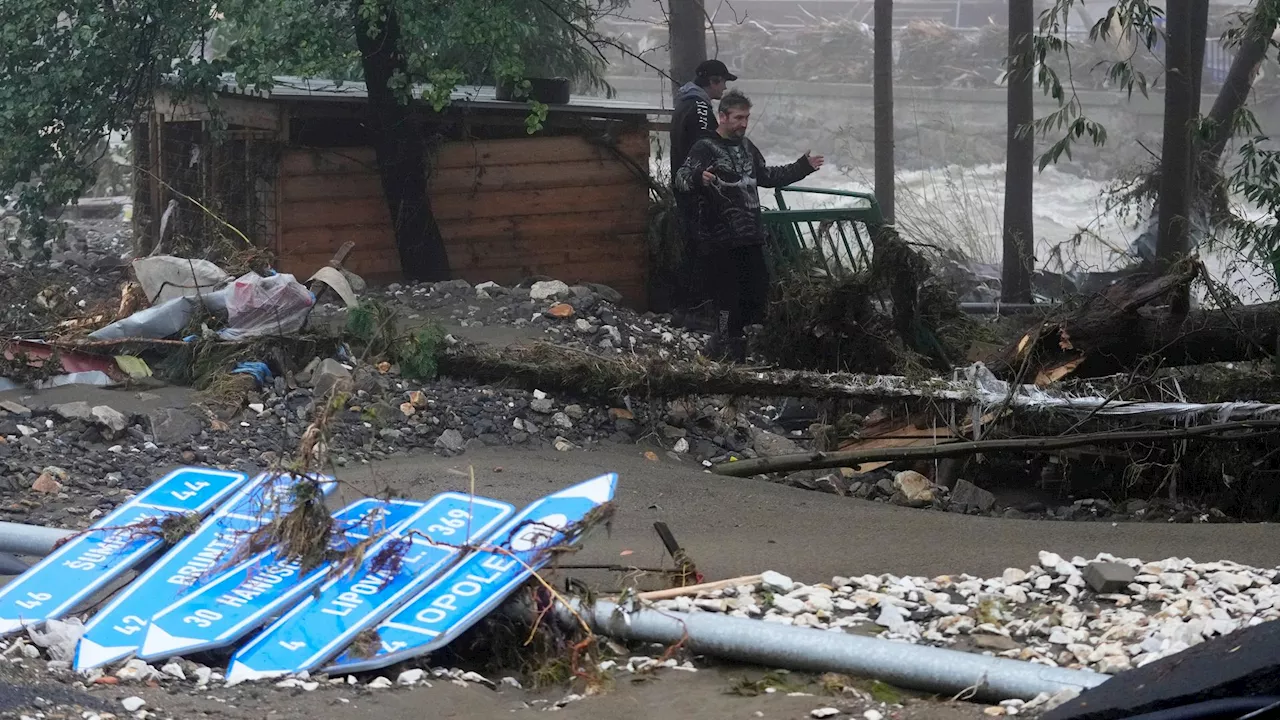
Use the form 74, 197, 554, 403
160, 73, 669, 117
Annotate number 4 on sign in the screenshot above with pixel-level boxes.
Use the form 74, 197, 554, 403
278, 641, 306, 651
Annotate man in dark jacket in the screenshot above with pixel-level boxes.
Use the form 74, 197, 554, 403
670, 59, 737, 180
675, 89, 825, 361
667, 60, 737, 327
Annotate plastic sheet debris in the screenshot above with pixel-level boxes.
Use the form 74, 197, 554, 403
219, 272, 315, 341
88, 291, 230, 341
132, 255, 231, 305
1, 340, 126, 385
231, 361, 272, 387
90, 271, 314, 341
113, 355, 152, 379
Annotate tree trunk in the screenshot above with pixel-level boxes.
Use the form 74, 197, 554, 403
353, 3, 451, 282
1156, 0, 1198, 278
873, 0, 895, 224
1200, 0, 1280, 172
669, 0, 707, 90
1001, 0, 1035, 303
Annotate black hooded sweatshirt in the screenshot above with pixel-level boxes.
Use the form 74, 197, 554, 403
669, 82, 718, 180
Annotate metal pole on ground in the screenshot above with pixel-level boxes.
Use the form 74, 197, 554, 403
579, 600, 1108, 702
0, 522, 73, 556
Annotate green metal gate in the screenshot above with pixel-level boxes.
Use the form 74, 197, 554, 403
762, 186, 885, 276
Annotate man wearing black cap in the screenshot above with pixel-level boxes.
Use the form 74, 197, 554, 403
670, 59, 738, 181
668, 59, 738, 329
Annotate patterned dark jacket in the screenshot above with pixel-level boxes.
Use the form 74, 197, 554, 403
674, 135, 815, 254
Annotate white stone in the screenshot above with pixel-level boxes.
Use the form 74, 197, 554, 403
864, 711, 885, 720
674, 438, 690, 453
810, 709, 841, 718
121, 698, 145, 713
1039, 551, 1065, 569
194, 666, 213, 686
397, 668, 426, 685
368, 676, 393, 688
1002, 568, 1029, 584
762, 570, 796, 593
530, 280, 569, 300
772, 596, 806, 615
160, 662, 185, 680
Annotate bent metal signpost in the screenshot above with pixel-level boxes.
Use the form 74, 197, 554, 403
326, 473, 618, 674
74, 472, 338, 671
0, 467, 248, 637
225, 492, 515, 683
138, 497, 427, 661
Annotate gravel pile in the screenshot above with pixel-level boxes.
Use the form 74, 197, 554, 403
647, 551, 1280, 684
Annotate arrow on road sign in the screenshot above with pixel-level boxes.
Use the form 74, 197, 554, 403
0, 467, 248, 638
74, 472, 337, 671
325, 473, 618, 674
137, 497, 427, 661
226, 492, 514, 684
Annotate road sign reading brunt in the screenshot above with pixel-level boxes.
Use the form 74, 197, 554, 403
74, 471, 337, 671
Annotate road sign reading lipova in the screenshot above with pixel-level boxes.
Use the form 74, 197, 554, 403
326, 473, 617, 674
226, 493, 514, 683
74, 472, 337, 671
138, 497, 427, 661
0, 467, 248, 637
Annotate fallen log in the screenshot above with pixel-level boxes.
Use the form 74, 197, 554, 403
710, 420, 1280, 477
438, 342, 983, 403
990, 264, 1280, 381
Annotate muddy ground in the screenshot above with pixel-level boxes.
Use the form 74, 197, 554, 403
2, 439, 1279, 719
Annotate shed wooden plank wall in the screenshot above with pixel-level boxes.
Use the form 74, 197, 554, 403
276, 132, 652, 306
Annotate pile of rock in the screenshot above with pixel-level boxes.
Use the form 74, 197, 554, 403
646, 551, 1280, 679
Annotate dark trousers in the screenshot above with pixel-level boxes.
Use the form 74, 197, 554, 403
704, 244, 770, 338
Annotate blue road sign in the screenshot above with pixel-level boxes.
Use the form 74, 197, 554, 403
226, 493, 514, 684
0, 467, 248, 637
325, 473, 617, 674
74, 472, 337, 671
138, 497, 426, 661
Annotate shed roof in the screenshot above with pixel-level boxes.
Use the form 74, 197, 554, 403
216, 75, 668, 118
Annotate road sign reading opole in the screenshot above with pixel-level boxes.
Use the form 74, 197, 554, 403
74, 472, 337, 671
138, 497, 427, 662
226, 492, 514, 684
325, 473, 618, 674
0, 467, 248, 638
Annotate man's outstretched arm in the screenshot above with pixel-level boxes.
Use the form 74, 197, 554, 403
751, 143, 825, 188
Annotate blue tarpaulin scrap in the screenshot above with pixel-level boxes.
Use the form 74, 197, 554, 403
231, 362, 272, 386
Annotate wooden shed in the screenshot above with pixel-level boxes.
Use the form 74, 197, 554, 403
135, 77, 667, 306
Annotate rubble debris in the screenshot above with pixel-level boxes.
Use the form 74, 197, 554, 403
131, 255, 230, 304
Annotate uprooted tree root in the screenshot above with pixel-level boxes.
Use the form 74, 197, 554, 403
760, 227, 976, 376
235, 476, 338, 574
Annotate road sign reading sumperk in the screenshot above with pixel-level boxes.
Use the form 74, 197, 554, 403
138, 497, 427, 662
0, 467, 248, 637
226, 493, 514, 684
326, 473, 617, 675
74, 472, 337, 671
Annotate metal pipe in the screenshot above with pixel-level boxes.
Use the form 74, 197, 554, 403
0, 522, 73, 556
580, 600, 1108, 702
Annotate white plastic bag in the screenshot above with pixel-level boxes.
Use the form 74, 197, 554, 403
132, 255, 231, 304
220, 272, 315, 340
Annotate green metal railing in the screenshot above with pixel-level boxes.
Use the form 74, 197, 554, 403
762, 186, 885, 275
